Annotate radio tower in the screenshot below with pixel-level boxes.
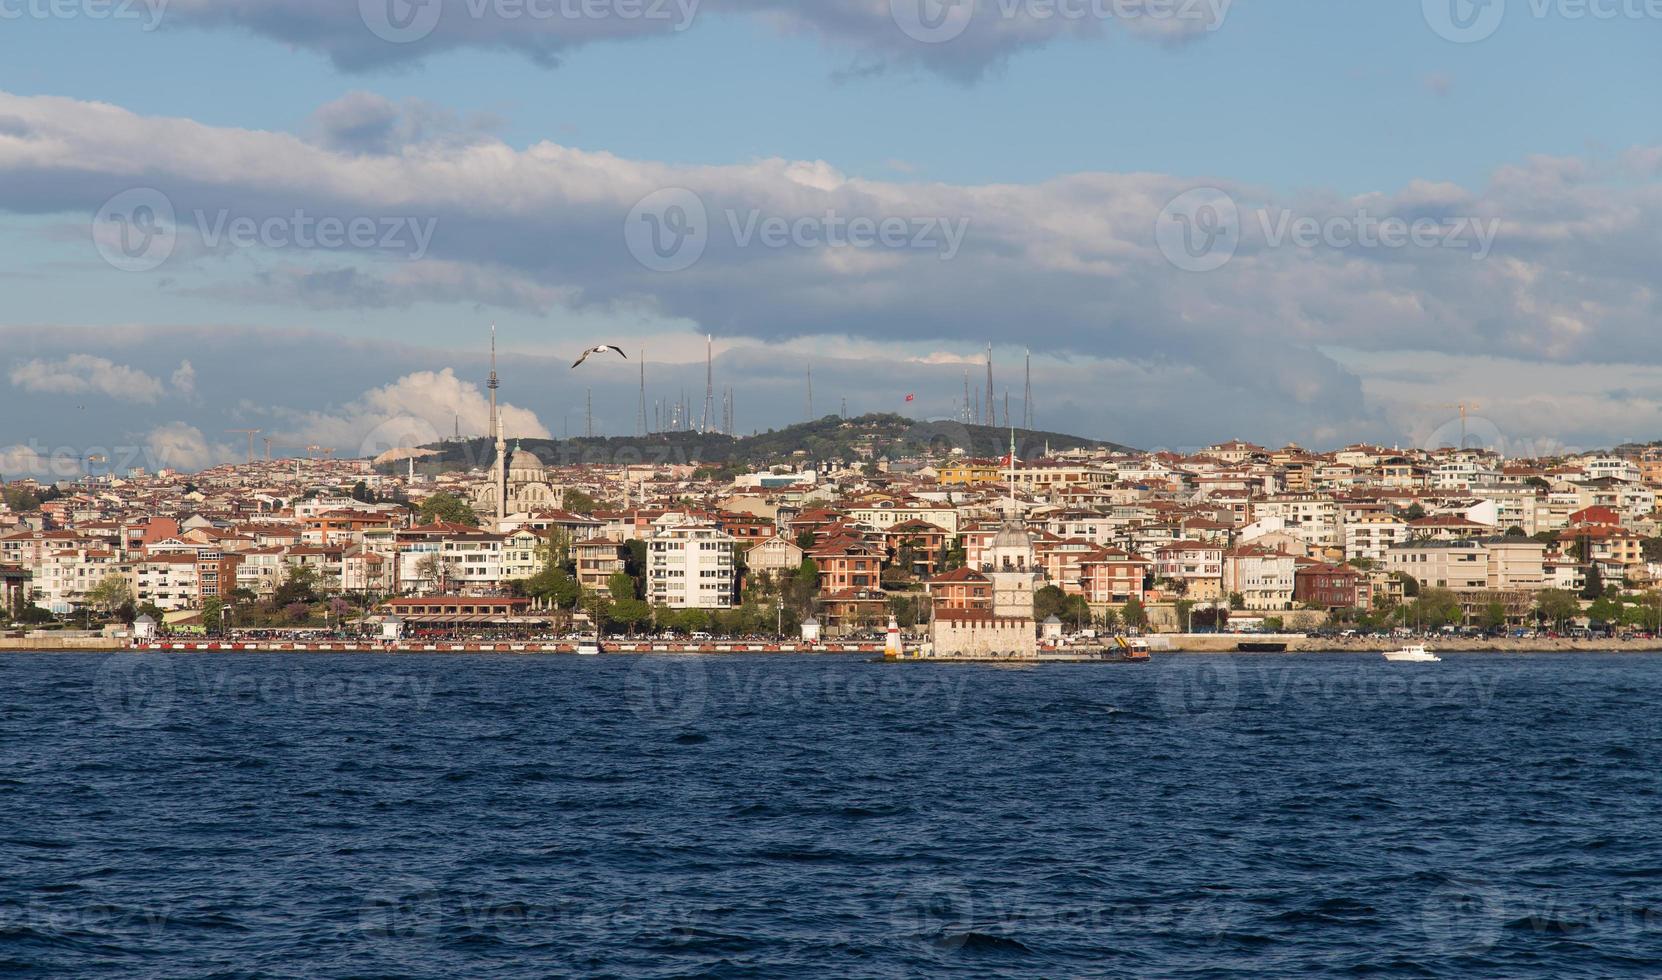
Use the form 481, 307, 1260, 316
702, 334, 715, 434
962, 370, 972, 424
637, 348, 647, 437
585, 388, 594, 439
984, 344, 995, 427
806, 365, 813, 422
1023, 348, 1034, 430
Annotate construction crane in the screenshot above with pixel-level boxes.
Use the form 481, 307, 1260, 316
1438, 402, 1481, 450
227, 429, 261, 465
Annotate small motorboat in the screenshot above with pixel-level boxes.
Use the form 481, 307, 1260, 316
1384, 643, 1440, 663
576, 637, 603, 656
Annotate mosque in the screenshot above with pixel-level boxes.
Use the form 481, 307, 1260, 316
469, 329, 564, 527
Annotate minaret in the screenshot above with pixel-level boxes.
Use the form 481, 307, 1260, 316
489, 324, 507, 524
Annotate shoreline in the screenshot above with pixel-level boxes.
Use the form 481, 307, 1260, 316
2, 636, 1659, 655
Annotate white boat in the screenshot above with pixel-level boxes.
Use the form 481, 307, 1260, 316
1384, 643, 1440, 663
576, 637, 602, 656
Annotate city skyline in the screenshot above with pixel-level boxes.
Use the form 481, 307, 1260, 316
2, 5, 1659, 465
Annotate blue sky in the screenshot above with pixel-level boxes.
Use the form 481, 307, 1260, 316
1, 0, 1659, 468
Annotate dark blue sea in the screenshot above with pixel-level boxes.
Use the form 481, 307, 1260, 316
3, 652, 1662, 978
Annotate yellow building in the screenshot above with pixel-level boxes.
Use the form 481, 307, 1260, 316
937, 459, 1003, 486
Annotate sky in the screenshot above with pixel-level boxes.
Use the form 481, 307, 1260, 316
1, 0, 1660, 473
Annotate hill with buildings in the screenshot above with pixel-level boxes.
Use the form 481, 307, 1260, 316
414, 414, 1133, 473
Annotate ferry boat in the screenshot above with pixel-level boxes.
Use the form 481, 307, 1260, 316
1383, 643, 1440, 663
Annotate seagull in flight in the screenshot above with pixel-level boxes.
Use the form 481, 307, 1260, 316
572, 345, 628, 369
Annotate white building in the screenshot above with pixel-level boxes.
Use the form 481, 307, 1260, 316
646, 522, 737, 609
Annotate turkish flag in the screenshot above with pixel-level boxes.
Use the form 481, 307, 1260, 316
904, 393, 915, 402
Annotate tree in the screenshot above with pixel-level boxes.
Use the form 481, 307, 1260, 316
607, 571, 638, 602
1413, 587, 1464, 627
1535, 588, 1580, 630
1228, 592, 1245, 611
275, 564, 322, 606
1581, 563, 1604, 600
1586, 594, 1624, 628
202, 597, 224, 634
525, 566, 580, 614
1505, 526, 1528, 538
411, 555, 454, 594
350, 480, 375, 504
84, 575, 133, 620
417, 492, 480, 527
561, 488, 600, 515
1121, 597, 1148, 631
1478, 601, 1508, 631
1402, 503, 1427, 521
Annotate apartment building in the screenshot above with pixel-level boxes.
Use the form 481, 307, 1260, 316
647, 522, 737, 609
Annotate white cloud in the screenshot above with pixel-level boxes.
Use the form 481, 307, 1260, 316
143, 422, 237, 472
170, 360, 197, 397
268, 368, 551, 458
8, 354, 166, 403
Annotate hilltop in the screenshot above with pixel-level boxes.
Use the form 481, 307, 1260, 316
411, 414, 1134, 473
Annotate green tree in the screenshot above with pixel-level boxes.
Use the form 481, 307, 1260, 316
607, 571, 637, 602
1228, 592, 1245, 611
1413, 587, 1464, 627
1535, 588, 1580, 630
1121, 597, 1148, 631
526, 566, 580, 614
1478, 601, 1508, 631
202, 597, 224, 634
417, 492, 480, 527
1587, 595, 1623, 626
561, 489, 600, 515
84, 574, 133, 620
1581, 563, 1604, 600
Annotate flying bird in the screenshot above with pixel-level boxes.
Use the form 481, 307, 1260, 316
572, 345, 628, 369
